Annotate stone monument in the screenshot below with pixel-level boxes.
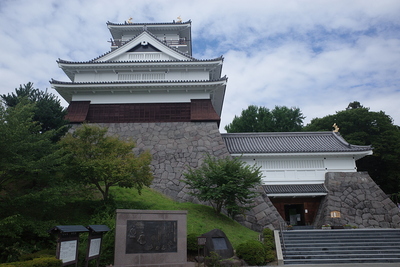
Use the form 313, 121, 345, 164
200, 229, 234, 259
114, 209, 194, 267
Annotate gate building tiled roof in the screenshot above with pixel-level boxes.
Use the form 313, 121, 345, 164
263, 184, 328, 195
221, 132, 372, 154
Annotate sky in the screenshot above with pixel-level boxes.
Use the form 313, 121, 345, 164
0, 0, 399, 132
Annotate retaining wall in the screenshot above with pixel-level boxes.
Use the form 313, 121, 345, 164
72, 122, 284, 232
314, 172, 400, 228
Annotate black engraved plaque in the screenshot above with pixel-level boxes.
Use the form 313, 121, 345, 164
212, 237, 228, 250
126, 220, 177, 254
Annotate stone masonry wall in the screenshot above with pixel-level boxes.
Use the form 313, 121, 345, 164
314, 172, 400, 228
72, 122, 284, 232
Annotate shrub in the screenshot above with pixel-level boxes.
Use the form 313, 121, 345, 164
236, 240, 266, 266
262, 228, 274, 239
0, 257, 62, 267
19, 250, 55, 262
264, 239, 275, 250
187, 233, 200, 252
265, 250, 276, 263
205, 251, 222, 267
262, 228, 276, 262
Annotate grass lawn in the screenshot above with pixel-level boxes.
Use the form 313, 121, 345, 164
110, 187, 260, 248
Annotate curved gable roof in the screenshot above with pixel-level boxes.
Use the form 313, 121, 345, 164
92, 30, 194, 62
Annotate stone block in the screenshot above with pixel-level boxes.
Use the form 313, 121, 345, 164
376, 208, 387, 215
329, 195, 340, 202
371, 201, 383, 209
356, 194, 366, 202
392, 215, 400, 224
114, 210, 189, 267
368, 219, 379, 226
344, 198, 354, 206
379, 221, 390, 228
252, 202, 268, 214
362, 213, 371, 220
354, 202, 365, 209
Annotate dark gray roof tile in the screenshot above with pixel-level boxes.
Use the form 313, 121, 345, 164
57, 57, 223, 65
263, 184, 328, 194
221, 132, 372, 154
106, 20, 192, 26
50, 77, 227, 85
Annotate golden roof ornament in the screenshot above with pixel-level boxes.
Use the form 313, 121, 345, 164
176, 16, 182, 23
126, 17, 133, 24
332, 123, 339, 132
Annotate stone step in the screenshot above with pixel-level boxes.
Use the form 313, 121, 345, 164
284, 229, 400, 232
284, 250, 400, 256
284, 235, 400, 241
284, 246, 400, 252
284, 243, 400, 248
284, 251, 400, 259
283, 231, 400, 237
284, 241, 400, 247
285, 254, 400, 259
284, 235, 400, 240
283, 229, 400, 236
283, 233, 400, 238
284, 257, 400, 265
281, 229, 400, 265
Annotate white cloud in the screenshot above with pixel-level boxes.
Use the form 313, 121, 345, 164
0, 0, 399, 130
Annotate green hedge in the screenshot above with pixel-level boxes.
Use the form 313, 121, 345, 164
235, 228, 277, 265
0, 257, 62, 267
262, 228, 276, 262
236, 240, 267, 266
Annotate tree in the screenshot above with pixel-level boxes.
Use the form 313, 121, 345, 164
183, 154, 263, 218
0, 100, 62, 193
0, 100, 87, 263
60, 124, 153, 201
271, 106, 305, 132
304, 102, 400, 194
346, 101, 363, 110
225, 105, 304, 133
1, 82, 69, 141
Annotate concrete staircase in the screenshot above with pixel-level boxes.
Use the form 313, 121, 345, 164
281, 229, 400, 265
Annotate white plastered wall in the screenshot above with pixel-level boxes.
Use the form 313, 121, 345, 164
74, 67, 209, 82
241, 155, 357, 185
71, 92, 210, 104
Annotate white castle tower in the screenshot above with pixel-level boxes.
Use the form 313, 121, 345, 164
51, 20, 227, 125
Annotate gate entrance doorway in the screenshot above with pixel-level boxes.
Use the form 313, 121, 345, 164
270, 197, 323, 226
284, 204, 305, 226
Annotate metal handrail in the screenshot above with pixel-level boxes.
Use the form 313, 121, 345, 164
279, 221, 286, 251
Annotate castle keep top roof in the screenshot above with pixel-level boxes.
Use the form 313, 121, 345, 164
106, 20, 192, 55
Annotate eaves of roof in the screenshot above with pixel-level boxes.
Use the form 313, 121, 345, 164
50, 77, 227, 86
263, 184, 328, 196
221, 132, 372, 154
106, 20, 192, 26
56, 57, 223, 65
